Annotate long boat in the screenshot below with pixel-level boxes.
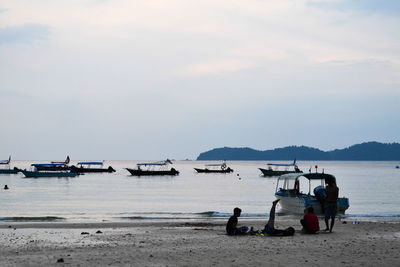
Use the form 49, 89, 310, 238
70, 162, 116, 174
194, 162, 233, 173
274, 172, 349, 215
259, 159, 302, 177
19, 169, 78, 178
126, 160, 179, 176
33, 156, 71, 171
33, 163, 70, 171
0, 156, 19, 174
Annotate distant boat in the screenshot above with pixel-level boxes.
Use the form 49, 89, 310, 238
194, 162, 233, 173
396, 165, 399, 169
0, 156, 19, 174
33, 163, 70, 171
70, 162, 116, 174
34, 156, 71, 171
275, 172, 349, 215
126, 160, 179, 176
20, 169, 78, 178
259, 159, 302, 177
20, 163, 78, 178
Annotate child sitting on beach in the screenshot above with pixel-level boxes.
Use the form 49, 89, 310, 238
226, 207, 249, 235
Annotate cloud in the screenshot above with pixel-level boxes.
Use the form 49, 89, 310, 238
179, 59, 253, 76
0, 24, 50, 45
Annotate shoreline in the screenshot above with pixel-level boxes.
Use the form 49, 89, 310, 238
1, 219, 399, 266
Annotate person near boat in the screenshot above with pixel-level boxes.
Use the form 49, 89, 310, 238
226, 207, 249, 235
324, 178, 339, 233
263, 199, 295, 236
301, 207, 320, 234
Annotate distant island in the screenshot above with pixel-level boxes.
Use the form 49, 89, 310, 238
196, 142, 400, 161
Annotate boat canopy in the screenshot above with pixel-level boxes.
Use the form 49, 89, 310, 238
138, 162, 167, 166
77, 162, 103, 165
31, 163, 66, 167
205, 164, 224, 167
0, 156, 11, 165
137, 160, 173, 166
267, 159, 297, 167
267, 163, 296, 167
279, 173, 336, 181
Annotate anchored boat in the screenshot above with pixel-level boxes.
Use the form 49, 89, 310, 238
194, 162, 233, 173
70, 162, 116, 174
126, 160, 179, 176
274, 172, 349, 215
33, 156, 71, 171
20, 163, 78, 178
20, 169, 79, 178
259, 159, 302, 177
0, 156, 19, 174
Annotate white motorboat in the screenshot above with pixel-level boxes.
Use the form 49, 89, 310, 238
274, 172, 349, 215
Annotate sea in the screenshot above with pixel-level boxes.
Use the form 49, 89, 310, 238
1, 161, 400, 223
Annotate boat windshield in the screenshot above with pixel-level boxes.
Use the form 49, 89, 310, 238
276, 173, 327, 195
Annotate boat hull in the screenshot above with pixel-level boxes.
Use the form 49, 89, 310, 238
20, 170, 78, 178
259, 168, 302, 177
275, 194, 349, 215
126, 168, 179, 176
70, 166, 116, 174
0, 168, 19, 174
194, 168, 233, 173
35, 165, 70, 171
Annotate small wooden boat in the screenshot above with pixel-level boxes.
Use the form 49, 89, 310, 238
194, 162, 233, 173
33, 163, 70, 171
70, 162, 116, 174
20, 169, 78, 178
33, 156, 71, 171
0, 156, 19, 174
259, 160, 302, 177
126, 160, 179, 176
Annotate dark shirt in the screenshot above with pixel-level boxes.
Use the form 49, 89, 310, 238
226, 215, 238, 235
326, 185, 339, 203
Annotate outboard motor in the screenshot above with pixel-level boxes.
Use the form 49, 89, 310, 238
108, 166, 116, 172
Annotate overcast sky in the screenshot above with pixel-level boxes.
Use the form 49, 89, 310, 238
1, 0, 399, 160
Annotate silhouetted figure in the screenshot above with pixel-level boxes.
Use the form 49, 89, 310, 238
4, 185, 9, 190
263, 199, 295, 236
226, 207, 248, 235
324, 179, 339, 233
301, 207, 320, 234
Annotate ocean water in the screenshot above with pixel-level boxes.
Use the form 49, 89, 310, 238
1, 161, 399, 223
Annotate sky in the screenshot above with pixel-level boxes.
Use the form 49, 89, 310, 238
0, 0, 399, 160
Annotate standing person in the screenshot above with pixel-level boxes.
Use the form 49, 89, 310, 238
324, 178, 339, 233
263, 199, 295, 236
301, 207, 320, 234
226, 207, 249, 235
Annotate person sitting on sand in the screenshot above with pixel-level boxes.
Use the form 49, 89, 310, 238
301, 207, 320, 234
324, 178, 339, 233
4, 185, 9, 190
263, 199, 295, 236
226, 207, 249, 235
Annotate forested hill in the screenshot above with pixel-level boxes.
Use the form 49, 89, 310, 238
196, 142, 400, 161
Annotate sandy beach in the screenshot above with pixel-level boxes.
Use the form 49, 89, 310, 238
0, 218, 399, 266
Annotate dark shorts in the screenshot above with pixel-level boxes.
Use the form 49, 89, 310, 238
325, 202, 337, 219
231, 226, 249, 235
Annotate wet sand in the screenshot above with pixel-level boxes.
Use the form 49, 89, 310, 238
0, 219, 399, 266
